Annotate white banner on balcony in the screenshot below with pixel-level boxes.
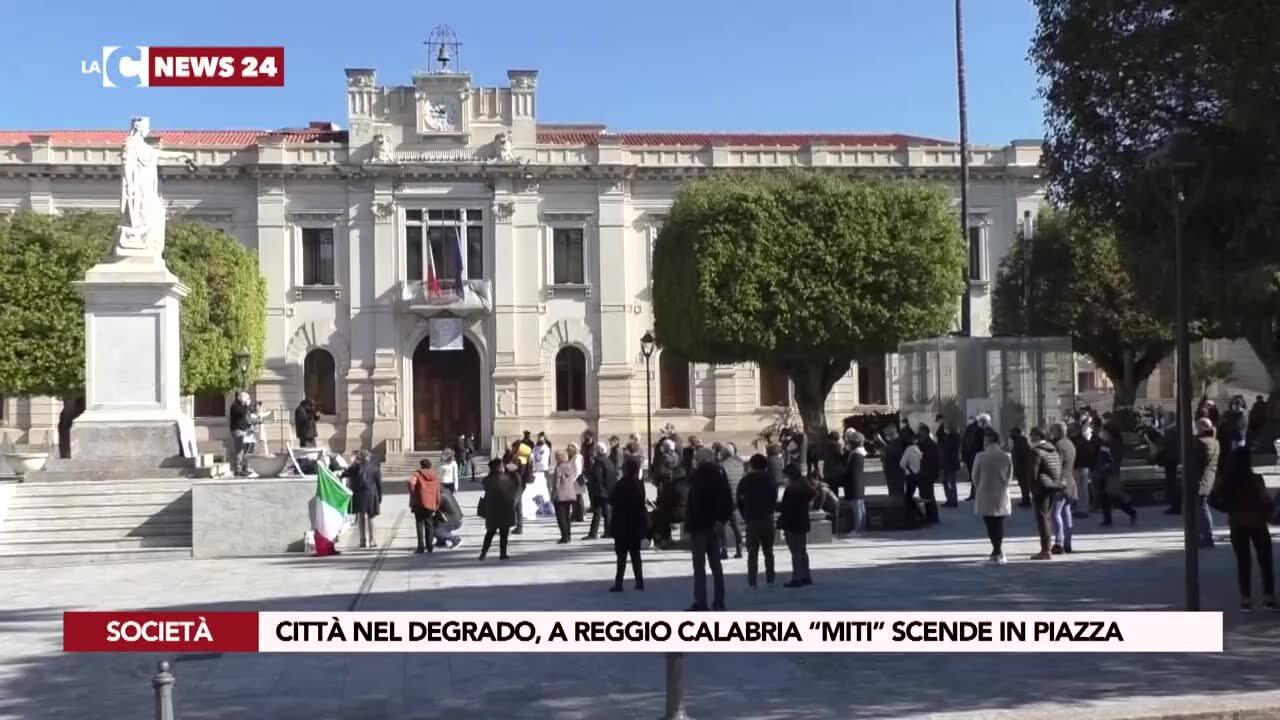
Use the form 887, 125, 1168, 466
429, 317, 465, 351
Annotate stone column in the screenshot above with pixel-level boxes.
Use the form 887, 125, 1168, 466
595, 178, 635, 438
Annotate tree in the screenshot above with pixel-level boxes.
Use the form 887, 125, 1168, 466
0, 213, 266, 399
165, 221, 267, 394
652, 173, 966, 438
992, 208, 1172, 407
1191, 356, 1235, 401
1031, 0, 1280, 440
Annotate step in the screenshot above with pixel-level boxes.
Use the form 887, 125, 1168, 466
1, 506, 189, 522
0, 546, 191, 569
0, 535, 190, 552
14, 480, 196, 496
0, 524, 191, 542
9, 491, 191, 509
1, 516, 190, 533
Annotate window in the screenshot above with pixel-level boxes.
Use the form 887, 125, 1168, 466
554, 346, 587, 412
758, 365, 790, 408
858, 357, 887, 406
968, 225, 984, 281
405, 209, 484, 284
193, 392, 226, 418
302, 227, 335, 286
659, 352, 691, 410
553, 227, 585, 284
304, 349, 337, 415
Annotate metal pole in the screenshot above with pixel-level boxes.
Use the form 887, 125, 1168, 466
152, 661, 175, 720
645, 355, 654, 468
1173, 185, 1199, 611
955, 0, 972, 337
659, 652, 691, 720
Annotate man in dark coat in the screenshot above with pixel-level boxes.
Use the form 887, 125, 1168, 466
584, 444, 618, 540
961, 414, 989, 501
938, 422, 963, 507
229, 392, 253, 477
293, 399, 318, 448
1159, 414, 1182, 515
1247, 395, 1268, 450
686, 455, 733, 611
479, 459, 518, 560
736, 454, 777, 587
716, 443, 745, 559
609, 456, 649, 591
882, 426, 906, 497
1010, 427, 1035, 508
916, 424, 942, 524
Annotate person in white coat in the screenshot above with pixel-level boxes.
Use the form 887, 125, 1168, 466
972, 428, 1013, 564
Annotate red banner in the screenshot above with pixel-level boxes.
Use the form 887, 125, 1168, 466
63, 611, 259, 652
148, 47, 284, 87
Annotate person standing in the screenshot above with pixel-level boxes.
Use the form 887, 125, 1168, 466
348, 451, 383, 549
882, 426, 906, 497
584, 443, 617, 540
1097, 426, 1137, 526
609, 435, 625, 474
766, 442, 786, 489
845, 433, 868, 535
1158, 413, 1182, 515
972, 428, 1012, 563
1027, 427, 1063, 561
939, 421, 962, 507
1049, 422, 1077, 554
408, 459, 441, 554
552, 449, 578, 544
1212, 448, 1277, 612
1191, 417, 1221, 549
1072, 421, 1096, 518
1247, 395, 1268, 451
293, 398, 318, 448
228, 392, 253, 478
717, 443, 745, 559
1010, 428, 1034, 508
568, 443, 586, 523
686, 452, 732, 611
898, 430, 923, 523
961, 414, 990, 501
778, 465, 815, 587
438, 448, 459, 495
479, 459, 519, 561
608, 455, 649, 592
916, 424, 941, 524
737, 454, 778, 588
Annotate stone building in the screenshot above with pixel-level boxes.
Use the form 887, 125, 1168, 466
0, 45, 1046, 455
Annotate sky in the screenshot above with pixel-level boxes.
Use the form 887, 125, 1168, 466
2, 0, 1044, 145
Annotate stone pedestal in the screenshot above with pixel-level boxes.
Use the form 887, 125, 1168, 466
36, 260, 193, 479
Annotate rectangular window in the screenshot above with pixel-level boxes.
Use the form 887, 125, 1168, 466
858, 357, 887, 406
968, 226, 984, 281
553, 227, 585, 284
759, 365, 790, 408
302, 227, 335, 286
193, 392, 226, 418
405, 209, 484, 284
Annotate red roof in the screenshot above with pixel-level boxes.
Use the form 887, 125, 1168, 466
0, 128, 347, 146
536, 126, 948, 147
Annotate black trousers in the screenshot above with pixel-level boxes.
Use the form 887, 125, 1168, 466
555, 501, 574, 540
744, 518, 775, 586
413, 509, 435, 552
1164, 465, 1181, 513
1230, 525, 1276, 599
588, 500, 612, 537
983, 515, 1005, 555
1033, 492, 1054, 553
614, 540, 644, 586
918, 476, 938, 524
903, 474, 925, 524
1099, 474, 1136, 524
573, 493, 586, 522
722, 511, 742, 552
513, 485, 525, 533
480, 526, 510, 559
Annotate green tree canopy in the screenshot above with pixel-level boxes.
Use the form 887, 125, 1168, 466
0, 213, 266, 398
1031, 0, 1280, 426
992, 208, 1172, 407
652, 173, 966, 436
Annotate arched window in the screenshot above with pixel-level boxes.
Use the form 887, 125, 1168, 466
554, 346, 587, 412
758, 364, 790, 408
304, 349, 337, 415
659, 351, 691, 410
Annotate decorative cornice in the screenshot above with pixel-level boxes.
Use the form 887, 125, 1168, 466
493, 200, 515, 223
372, 201, 396, 223
288, 210, 344, 223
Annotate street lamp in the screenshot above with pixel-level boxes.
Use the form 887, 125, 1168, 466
234, 347, 251, 393
640, 330, 656, 466
1147, 126, 1204, 611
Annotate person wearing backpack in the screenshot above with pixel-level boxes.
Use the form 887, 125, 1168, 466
1027, 427, 1064, 561
1210, 447, 1277, 612
408, 458, 440, 554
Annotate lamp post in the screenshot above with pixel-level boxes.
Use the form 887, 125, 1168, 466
1148, 126, 1203, 611
234, 347, 251, 394
640, 330, 656, 467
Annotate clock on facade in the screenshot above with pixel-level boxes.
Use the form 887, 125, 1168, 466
422, 96, 460, 133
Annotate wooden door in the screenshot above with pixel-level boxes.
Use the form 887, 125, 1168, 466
412, 336, 480, 451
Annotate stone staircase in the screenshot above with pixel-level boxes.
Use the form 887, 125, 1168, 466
0, 479, 193, 568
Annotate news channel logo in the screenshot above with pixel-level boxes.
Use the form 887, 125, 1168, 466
81, 47, 149, 88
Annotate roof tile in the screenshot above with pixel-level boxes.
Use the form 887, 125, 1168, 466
0, 129, 347, 147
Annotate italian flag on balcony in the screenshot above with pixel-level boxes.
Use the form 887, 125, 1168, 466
424, 243, 441, 298
310, 463, 351, 556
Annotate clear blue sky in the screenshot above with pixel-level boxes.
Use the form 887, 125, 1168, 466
3, 0, 1044, 145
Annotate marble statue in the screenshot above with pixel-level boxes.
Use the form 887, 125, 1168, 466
495, 132, 514, 162
112, 116, 195, 262
371, 133, 397, 163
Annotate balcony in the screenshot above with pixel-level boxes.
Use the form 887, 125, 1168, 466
398, 278, 493, 316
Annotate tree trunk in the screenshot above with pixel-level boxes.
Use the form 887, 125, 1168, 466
785, 358, 853, 444
1112, 378, 1139, 409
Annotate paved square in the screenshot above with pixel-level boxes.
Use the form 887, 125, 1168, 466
3, 481, 1278, 720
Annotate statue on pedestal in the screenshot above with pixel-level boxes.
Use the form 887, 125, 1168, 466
112, 116, 196, 262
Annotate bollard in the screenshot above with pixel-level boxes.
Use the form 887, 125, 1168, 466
659, 652, 691, 720
153, 660, 175, 720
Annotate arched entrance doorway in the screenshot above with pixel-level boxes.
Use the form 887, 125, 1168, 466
412, 335, 481, 451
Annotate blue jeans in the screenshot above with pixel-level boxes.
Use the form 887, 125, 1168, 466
1197, 496, 1215, 546
1051, 495, 1073, 549
850, 499, 866, 533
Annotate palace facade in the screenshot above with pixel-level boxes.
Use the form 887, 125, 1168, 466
0, 51, 1046, 455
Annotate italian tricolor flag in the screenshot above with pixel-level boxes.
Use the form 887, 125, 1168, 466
310, 464, 351, 556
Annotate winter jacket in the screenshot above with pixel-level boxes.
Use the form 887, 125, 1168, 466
588, 454, 619, 502
229, 400, 251, 433
1030, 440, 1064, 495
1011, 436, 1035, 487
846, 448, 867, 499
408, 469, 442, 512
736, 469, 777, 522
686, 462, 733, 533
972, 446, 1012, 517
481, 470, 519, 530
777, 483, 815, 534
1213, 455, 1273, 528
961, 422, 985, 468
553, 461, 579, 503
939, 430, 962, 472
609, 474, 650, 545
1054, 437, 1078, 501
1192, 435, 1220, 497
918, 435, 941, 483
